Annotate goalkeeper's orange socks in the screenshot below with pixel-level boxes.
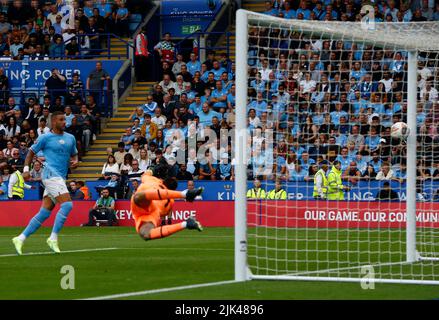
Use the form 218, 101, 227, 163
141, 189, 186, 201
149, 222, 186, 240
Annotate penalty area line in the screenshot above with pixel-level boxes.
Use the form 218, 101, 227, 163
0, 247, 120, 258
81, 280, 237, 300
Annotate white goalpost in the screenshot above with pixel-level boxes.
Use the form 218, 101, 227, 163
235, 9, 439, 284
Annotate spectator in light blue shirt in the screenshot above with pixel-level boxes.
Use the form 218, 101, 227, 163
330, 103, 348, 126
0, 175, 7, 200
282, 1, 296, 19
52, 15, 63, 35
394, 162, 407, 181
417, 103, 426, 127
369, 151, 383, 173
197, 102, 221, 127
247, 92, 268, 117
249, 72, 266, 94
9, 36, 23, 58
189, 96, 203, 115
365, 127, 381, 153
299, 152, 315, 173
186, 52, 201, 75
288, 162, 308, 181
296, 1, 311, 20
220, 72, 233, 92
336, 147, 351, 172
97, 1, 113, 19
211, 80, 228, 110
227, 85, 236, 109
263, 1, 279, 16
354, 153, 368, 174
369, 94, 385, 114
324, 4, 339, 20
64, 106, 75, 128
349, 61, 366, 81
211, 61, 226, 80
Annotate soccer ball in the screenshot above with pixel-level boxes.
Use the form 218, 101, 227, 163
391, 122, 410, 140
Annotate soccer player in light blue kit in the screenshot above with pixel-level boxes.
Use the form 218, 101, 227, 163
12, 111, 78, 255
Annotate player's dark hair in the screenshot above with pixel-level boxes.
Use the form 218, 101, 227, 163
163, 177, 178, 190
51, 111, 64, 120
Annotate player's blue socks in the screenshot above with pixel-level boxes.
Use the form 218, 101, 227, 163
50, 201, 73, 239
21, 207, 52, 239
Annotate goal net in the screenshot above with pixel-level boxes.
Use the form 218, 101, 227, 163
234, 9, 439, 284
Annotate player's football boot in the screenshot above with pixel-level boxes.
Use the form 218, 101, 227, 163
46, 238, 61, 254
185, 187, 204, 202
186, 217, 203, 232
12, 237, 24, 255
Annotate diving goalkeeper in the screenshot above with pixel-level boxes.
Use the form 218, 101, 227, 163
131, 161, 204, 241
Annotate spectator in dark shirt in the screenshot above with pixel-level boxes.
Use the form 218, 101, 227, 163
376, 181, 399, 201
7, 0, 30, 27
45, 68, 66, 100
76, 105, 95, 153
86, 61, 110, 114
65, 37, 80, 59
67, 72, 84, 105
69, 180, 85, 200
0, 67, 9, 106
176, 163, 193, 180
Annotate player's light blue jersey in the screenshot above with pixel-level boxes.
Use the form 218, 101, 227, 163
30, 132, 77, 180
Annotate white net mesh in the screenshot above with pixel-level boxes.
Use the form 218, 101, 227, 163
240, 12, 439, 282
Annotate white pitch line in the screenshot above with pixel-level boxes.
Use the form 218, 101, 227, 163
0, 247, 120, 258
286, 260, 413, 277
82, 280, 237, 300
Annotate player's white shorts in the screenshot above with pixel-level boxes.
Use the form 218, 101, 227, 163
42, 177, 69, 201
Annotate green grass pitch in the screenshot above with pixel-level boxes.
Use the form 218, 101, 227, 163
0, 227, 439, 299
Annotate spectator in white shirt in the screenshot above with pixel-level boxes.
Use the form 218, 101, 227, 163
299, 73, 317, 94
420, 82, 438, 103
37, 118, 50, 136
378, 72, 394, 93
151, 107, 167, 129
158, 74, 176, 94
259, 58, 272, 81
376, 162, 396, 181
101, 154, 120, 180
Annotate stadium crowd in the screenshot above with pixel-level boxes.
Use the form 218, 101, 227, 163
0, 0, 131, 60
111, 0, 438, 199
0, 61, 113, 199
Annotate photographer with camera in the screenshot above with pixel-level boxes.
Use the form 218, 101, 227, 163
81, 188, 117, 226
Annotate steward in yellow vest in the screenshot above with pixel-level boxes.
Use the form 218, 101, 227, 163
313, 160, 329, 199
266, 179, 287, 200
327, 160, 350, 200
247, 179, 266, 199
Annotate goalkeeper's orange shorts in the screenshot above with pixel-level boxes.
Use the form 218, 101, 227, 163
131, 197, 174, 233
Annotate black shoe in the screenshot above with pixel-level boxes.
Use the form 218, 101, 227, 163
186, 217, 203, 231
185, 187, 204, 202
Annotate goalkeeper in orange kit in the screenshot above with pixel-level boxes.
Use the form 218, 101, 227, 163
131, 163, 204, 241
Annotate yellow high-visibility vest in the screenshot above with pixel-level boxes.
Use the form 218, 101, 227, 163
266, 189, 287, 200
12, 171, 25, 199
327, 166, 345, 200
247, 188, 266, 199
313, 169, 328, 199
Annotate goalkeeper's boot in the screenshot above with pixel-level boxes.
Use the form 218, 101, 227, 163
46, 238, 61, 254
185, 187, 204, 202
186, 217, 203, 232
12, 237, 24, 255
